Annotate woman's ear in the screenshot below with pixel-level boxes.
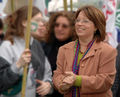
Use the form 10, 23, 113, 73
22, 20, 27, 27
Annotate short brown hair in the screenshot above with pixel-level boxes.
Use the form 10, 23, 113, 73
4, 6, 41, 44
47, 11, 76, 43
75, 5, 106, 42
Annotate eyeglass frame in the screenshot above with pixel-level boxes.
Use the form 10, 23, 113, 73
75, 18, 93, 24
54, 23, 70, 29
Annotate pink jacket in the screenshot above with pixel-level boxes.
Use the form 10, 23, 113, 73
53, 41, 117, 97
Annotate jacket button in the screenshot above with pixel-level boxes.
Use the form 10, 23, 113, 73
81, 64, 84, 68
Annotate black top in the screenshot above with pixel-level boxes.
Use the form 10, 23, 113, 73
0, 56, 20, 93
42, 38, 72, 72
41, 38, 72, 97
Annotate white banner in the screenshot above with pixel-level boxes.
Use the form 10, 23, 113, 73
1, 0, 48, 16
33, 0, 48, 16
102, 0, 118, 48
48, 0, 78, 12
0, 0, 7, 18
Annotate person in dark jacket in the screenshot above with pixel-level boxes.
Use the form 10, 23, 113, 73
0, 56, 20, 93
42, 11, 76, 72
112, 44, 120, 97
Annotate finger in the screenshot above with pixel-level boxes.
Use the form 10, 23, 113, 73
36, 82, 48, 91
36, 87, 44, 93
26, 53, 32, 56
24, 55, 31, 59
24, 58, 31, 63
37, 88, 47, 95
38, 91, 47, 97
23, 49, 31, 54
65, 72, 76, 80
25, 53, 31, 57
36, 85, 43, 91
65, 72, 73, 76
59, 82, 68, 88
63, 78, 71, 83
37, 82, 50, 94
60, 82, 67, 86
24, 55, 31, 60
36, 86, 47, 94
63, 79, 73, 85
22, 53, 31, 59
60, 84, 71, 91
36, 79, 42, 85
61, 85, 70, 89
24, 49, 30, 52
39, 90, 48, 96
63, 77, 75, 84
63, 76, 73, 81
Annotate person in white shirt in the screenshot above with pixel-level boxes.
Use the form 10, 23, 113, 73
0, 6, 53, 97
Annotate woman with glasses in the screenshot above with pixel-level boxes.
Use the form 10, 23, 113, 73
0, 6, 52, 97
41, 11, 76, 97
53, 5, 117, 97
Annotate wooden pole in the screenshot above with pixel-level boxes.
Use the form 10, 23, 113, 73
21, 0, 33, 97
63, 0, 67, 11
70, 0, 73, 11
11, 0, 15, 13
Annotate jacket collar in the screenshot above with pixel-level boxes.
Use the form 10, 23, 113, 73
63, 40, 102, 61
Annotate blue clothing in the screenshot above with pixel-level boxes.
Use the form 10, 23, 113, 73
112, 44, 120, 97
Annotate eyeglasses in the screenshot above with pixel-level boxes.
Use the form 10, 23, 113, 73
75, 19, 92, 24
55, 23, 70, 28
34, 18, 47, 24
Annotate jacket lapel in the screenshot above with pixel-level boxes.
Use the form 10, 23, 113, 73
82, 42, 101, 61
64, 42, 75, 68
63, 41, 102, 65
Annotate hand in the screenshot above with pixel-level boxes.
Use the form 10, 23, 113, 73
58, 72, 76, 92
36, 79, 51, 96
16, 49, 31, 69
63, 72, 76, 86
59, 82, 71, 92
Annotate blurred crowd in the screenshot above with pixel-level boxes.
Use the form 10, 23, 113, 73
0, 1, 120, 97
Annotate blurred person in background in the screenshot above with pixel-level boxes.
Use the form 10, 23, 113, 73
53, 5, 117, 97
112, 43, 120, 97
40, 11, 76, 97
0, 6, 52, 97
42, 11, 76, 73
31, 16, 48, 42
0, 18, 4, 45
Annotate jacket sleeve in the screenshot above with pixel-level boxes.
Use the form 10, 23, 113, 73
81, 46, 117, 94
42, 57, 53, 94
0, 57, 19, 93
53, 47, 67, 94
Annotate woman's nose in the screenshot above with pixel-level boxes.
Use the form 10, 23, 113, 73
39, 22, 44, 26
